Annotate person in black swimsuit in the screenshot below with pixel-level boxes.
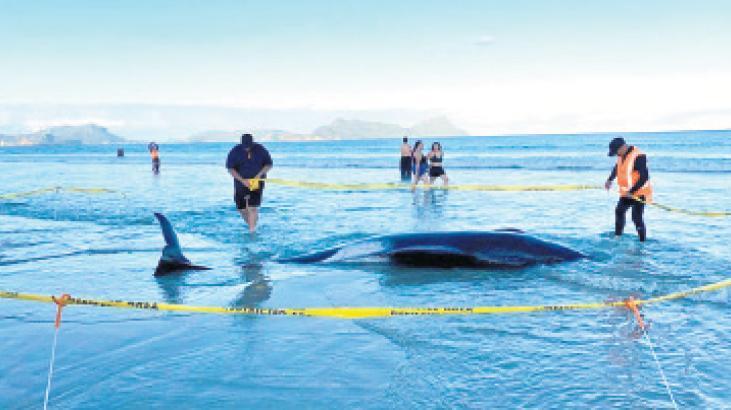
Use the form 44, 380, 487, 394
427, 142, 448, 186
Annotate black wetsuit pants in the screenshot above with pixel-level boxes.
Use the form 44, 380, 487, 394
400, 156, 412, 181
615, 196, 646, 241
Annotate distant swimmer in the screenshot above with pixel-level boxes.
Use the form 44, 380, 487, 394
604, 137, 652, 242
411, 140, 429, 190
427, 142, 448, 186
148, 142, 160, 174
226, 133, 273, 234
400, 136, 412, 181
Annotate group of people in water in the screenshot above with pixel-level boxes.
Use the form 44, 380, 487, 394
225, 134, 651, 242
147, 132, 651, 242
400, 137, 449, 189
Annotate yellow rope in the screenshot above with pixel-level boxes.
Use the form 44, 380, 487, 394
262, 178, 601, 192
2, 278, 729, 319
0, 186, 116, 200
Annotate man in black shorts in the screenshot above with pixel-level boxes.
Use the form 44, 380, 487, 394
400, 136, 412, 181
226, 134, 273, 233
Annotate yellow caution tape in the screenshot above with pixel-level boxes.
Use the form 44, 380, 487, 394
645, 200, 731, 218
622, 195, 731, 218
0, 186, 116, 200
261, 178, 601, 192
2, 278, 729, 319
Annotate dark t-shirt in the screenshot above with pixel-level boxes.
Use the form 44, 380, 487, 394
226, 143, 273, 192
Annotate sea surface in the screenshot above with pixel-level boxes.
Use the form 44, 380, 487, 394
1, 131, 731, 409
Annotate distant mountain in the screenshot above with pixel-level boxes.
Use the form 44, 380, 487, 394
408, 116, 467, 137
312, 117, 467, 139
0, 124, 124, 146
187, 128, 313, 142
188, 116, 467, 143
312, 118, 406, 139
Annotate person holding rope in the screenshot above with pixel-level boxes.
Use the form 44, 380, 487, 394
226, 134, 273, 234
604, 137, 653, 242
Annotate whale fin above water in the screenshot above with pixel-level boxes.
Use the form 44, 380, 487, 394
153, 213, 210, 276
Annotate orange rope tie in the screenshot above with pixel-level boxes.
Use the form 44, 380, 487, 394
624, 296, 645, 330
51, 294, 71, 328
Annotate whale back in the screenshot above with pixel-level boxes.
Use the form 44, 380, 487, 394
377, 231, 583, 267
283, 231, 584, 268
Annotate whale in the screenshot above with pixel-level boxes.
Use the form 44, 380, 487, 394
279, 230, 584, 267
153, 213, 584, 275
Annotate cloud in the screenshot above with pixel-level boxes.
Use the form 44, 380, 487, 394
475, 35, 495, 47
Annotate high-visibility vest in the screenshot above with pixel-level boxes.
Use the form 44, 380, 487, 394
617, 146, 652, 202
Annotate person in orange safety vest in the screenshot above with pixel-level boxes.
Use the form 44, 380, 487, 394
604, 137, 652, 242
148, 142, 160, 174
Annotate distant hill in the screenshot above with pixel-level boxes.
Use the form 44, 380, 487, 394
187, 128, 313, 142
312, 118, 406, 139
313, 117, 467, 139
0, 124, 124, 146
188, 116, 468, 142
408, 116, 468, 137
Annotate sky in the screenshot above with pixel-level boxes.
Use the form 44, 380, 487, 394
1, 0, 730, 138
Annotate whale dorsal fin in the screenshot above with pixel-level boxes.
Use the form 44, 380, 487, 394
154, 213, 189, 263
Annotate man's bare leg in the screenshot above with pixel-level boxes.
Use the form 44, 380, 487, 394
237, 209, 250, 230
247, 207, 259, 233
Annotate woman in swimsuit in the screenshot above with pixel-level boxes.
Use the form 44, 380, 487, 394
411, 140, 429, 190
427, 142, 448, 186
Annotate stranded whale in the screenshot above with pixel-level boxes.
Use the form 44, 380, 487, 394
279, 230, 584, 267
153, 213, 584, 275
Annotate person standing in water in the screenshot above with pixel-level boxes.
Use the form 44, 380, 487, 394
226, 134, 273, 234
604, 137, 652, 242
427, 141, 448, 186
411, 140, 429, 190
148, 142, 160, 174
400, 136, 412, 181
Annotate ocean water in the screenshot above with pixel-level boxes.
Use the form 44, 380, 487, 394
1, 131, 730, 409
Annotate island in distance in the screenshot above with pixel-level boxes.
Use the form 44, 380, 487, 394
0, 124, 124, 146
0, 116, 467, 146
188, 116, 468, 142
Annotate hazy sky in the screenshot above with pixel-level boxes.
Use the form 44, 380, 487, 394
1, 0, 730, 136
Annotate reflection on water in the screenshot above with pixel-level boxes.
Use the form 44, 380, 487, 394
231, 262, 272, 308
155, 273, 186, 304
412, 189, 448, 222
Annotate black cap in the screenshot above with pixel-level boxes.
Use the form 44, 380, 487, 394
608, 137, 626, 156
241, 133, 254, 149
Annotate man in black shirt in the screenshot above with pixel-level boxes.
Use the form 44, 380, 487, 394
226, 134, 273, 234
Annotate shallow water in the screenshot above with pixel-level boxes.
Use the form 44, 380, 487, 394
1, 131, 731, 408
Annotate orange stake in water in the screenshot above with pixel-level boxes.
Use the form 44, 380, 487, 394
624, 296, 645, 330
51, 294, 70, 328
